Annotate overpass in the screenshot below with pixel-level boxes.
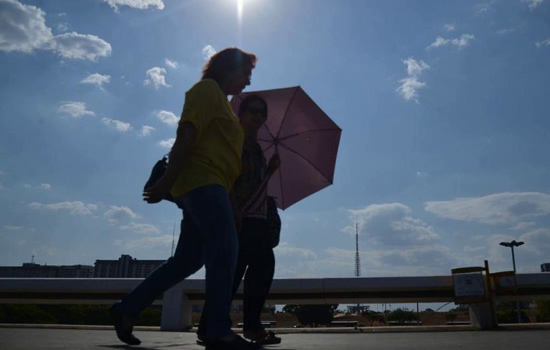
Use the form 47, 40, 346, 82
1, 273, 549, 331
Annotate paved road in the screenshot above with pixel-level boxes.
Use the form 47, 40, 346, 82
1, 327, 550, 350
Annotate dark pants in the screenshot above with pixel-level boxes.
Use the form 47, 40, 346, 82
199, 218, 275, 335
118, 185, 238, 340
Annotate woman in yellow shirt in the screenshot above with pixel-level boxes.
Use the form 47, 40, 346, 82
111, 48, 261, 350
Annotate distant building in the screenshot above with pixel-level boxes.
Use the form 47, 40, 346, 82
542, 263, 550, 272
93, 254, 164, 278
0, 262, 93, 278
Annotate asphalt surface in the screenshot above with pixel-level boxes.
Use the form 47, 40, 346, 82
1, 326, 550, 350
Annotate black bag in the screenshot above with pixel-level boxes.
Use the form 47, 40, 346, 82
144, 155, 174, 202
267, 196, 281, 248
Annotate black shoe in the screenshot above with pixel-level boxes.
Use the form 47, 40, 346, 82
205, 334, 261, 350
109, 302, 141, 346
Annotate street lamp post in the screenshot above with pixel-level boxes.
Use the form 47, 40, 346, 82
499, 240, 524, 323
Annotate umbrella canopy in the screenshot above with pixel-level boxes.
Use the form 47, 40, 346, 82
231, 86, 341, 210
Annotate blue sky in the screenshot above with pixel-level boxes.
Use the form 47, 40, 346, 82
1, 0, 550, 282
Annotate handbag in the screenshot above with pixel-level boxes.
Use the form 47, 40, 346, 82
144, 154, 174, 202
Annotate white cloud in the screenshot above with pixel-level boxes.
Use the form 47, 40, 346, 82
510, 221, 536, 231
29, 201, 98, 215
104, 0, 165, 10
23, 184, 31, 188
165, 58, 178, 69
120, 222, 161, 235
101, 117, 132, 132
522, 0, 544, 10
202, 45, 216, 61
57, 23, 68, 32
159, 138, 175, 149
0, 1, 111, 61
52, 32, 112, 61
144, 67, 170, 89
0, 0, 53, 53
4, 225, 24, 231
427, 34, 475, 49
58, 102, 95, 118
497, 28, 516, 35
425, 192, 550, 224
40, 183, 51, 190
81, 73, 111, 86
140, 125, 155, 136
396, 58, 430, 103
416, 171, 429, 178
156, 110, 179, 126
451, 34, 475, 48
444, 24, 455, 32
121, 235, 173, 249
345, 203, 439, 246
520, 228, 550, 256
104, 205, 139, 223
276, 242, 318, 259
536, 39, 550, 48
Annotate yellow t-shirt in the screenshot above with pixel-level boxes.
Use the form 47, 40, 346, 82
170, 79, 245, 197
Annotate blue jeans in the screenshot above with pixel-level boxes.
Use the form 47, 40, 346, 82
119, 184, 238, 339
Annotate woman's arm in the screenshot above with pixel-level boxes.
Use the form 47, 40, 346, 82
143, 123, 196, 204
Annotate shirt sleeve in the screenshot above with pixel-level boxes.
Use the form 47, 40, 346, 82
180, 79, 220, 140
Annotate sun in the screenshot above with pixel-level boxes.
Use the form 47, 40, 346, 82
237, 0, 244, 22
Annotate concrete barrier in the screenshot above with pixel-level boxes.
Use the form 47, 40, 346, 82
1, 274, 549, 331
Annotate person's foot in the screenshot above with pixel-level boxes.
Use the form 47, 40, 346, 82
109, 302, 141, 346
244, 330, 282, 345
205, 333, 261, 350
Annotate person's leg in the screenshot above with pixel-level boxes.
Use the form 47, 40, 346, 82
241, 220, 275, 336
183, 185, 239, 340
118, 210, 204, 318
198, 241, 248, 340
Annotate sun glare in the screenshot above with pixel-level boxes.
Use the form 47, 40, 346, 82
237, 0, 244, 22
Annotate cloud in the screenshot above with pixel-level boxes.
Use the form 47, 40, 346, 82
444, 24, 455, 32
52, 32, 112, 61
120, 222, 161, 235
101, 117, 132, 132
121, 234, 173, 249
140, 125, 155, 136
536, 39, 550, 48
0, 182, 3, 190
58, 102, 95, 118
0, 171, 4, 175
81, 73, 111, 86
497, 28, 516, 35
104, 0, 165, 10
345, 203, 439, 246
522, 0, 544, 10
0, 0, 53, 53
159, 138, 175, 149
425, 192, 550, 224
165, 58, 178, 69
57, 23, 68, 32
427, 34, 475, 49
416, 171, 429, 178
202, 45, 216, 61
104, 205, 139, 223
510, 221, 536, 231
144, 67, 170, 89
4, 225, 24, 231
29, 201, 98, 215
276, 242, 318, 259
156, 110, 179, 126
0, 1, 111, 61
520, 228, 550, 256
40, 183, 51, 190
396, 58, 430, 103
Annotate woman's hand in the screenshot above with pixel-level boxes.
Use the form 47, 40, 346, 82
267, 153, 281, 175
143, 178, 172, 204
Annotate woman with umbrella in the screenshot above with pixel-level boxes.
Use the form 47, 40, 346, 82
197, 94, 283, 345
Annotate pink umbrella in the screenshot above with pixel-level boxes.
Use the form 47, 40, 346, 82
231, 87, 342, 210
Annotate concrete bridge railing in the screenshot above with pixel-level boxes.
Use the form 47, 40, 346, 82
1, 274, 549, 330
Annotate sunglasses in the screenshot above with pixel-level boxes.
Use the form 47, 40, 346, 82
247, 107, 267, 118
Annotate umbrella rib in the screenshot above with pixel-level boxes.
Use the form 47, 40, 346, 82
276, 87, 301, 139
275, 144, 286, 209
278, 128, 342, 142
278, 142, 333, 185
